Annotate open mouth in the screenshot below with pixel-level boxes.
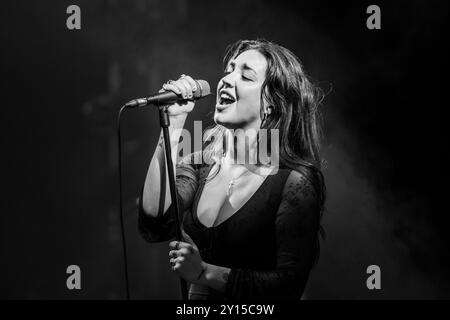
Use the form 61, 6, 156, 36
218, 92, 236, 105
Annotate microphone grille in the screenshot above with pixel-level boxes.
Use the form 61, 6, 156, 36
194, 80, 211, 98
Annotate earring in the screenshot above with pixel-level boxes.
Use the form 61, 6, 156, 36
262, 107, 273, 122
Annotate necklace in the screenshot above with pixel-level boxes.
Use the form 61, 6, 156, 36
226, 171, 249, 196
220, 157, 251, 196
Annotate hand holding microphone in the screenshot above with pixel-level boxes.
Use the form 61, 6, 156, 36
125, 75, 211, 119
160, 74, 200, 117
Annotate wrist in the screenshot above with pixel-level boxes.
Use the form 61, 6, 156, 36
168, 114, 188, 129
196, 262, 211, 286
168, 118, 186, 144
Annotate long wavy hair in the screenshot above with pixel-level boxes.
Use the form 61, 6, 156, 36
203, 39, 326, 262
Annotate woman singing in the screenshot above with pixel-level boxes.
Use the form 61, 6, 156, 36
138, 39, 326, 300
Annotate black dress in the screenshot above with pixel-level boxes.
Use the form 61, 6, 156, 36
138, 152, 320, 300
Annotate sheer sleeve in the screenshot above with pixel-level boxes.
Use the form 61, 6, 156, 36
138, 152, 201, 243
225, 170, 320, 300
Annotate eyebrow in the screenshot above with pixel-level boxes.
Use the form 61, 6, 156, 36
228, 61, 257, 75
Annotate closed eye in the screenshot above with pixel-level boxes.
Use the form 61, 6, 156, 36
224, 69, 252, 81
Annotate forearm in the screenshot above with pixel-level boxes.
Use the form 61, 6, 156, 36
196, 262, 306, 299
142, 114, 187, 218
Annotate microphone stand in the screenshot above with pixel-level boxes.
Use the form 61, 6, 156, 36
157, 105, 189, 300
117, 105, 131, 300
119, 81, 210, 300
117, 105, 188, 301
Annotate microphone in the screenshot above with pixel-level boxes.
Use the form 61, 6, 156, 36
125, 79, 211, 108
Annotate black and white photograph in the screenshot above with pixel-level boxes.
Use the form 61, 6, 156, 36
1, 0, 449, 305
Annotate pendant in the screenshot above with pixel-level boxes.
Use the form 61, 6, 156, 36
227, 179, 235, 196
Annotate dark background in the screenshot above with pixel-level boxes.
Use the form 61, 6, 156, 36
1, 0, 449, 299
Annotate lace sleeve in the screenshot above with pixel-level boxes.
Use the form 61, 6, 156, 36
137, 152, 201, 243
225, 170, 320, 300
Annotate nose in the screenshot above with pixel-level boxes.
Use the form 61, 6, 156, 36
221, 72, 234, 89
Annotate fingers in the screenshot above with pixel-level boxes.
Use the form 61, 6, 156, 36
162, 82, 182, 95
169, 250, 178, 258
168, 235, 197, 273
169, 256, 184, 271
169, 240, 193, 250
168, 251, 191, 272
161, 74, 197, 100
170, 256, 185, 265
169, 247, 192, 259
178, 74, 197, 99
182, 75, 198, 94
176, 79, 193, 99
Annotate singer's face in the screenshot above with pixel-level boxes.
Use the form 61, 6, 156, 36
214, 49, 268, 131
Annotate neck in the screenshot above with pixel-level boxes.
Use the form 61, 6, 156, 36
223, 127, 260, 165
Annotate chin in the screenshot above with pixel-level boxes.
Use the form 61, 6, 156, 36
214, 113, 229, 127
213, 115, 232, 129
214, 103, 236, 126
214, 120, 241, 131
